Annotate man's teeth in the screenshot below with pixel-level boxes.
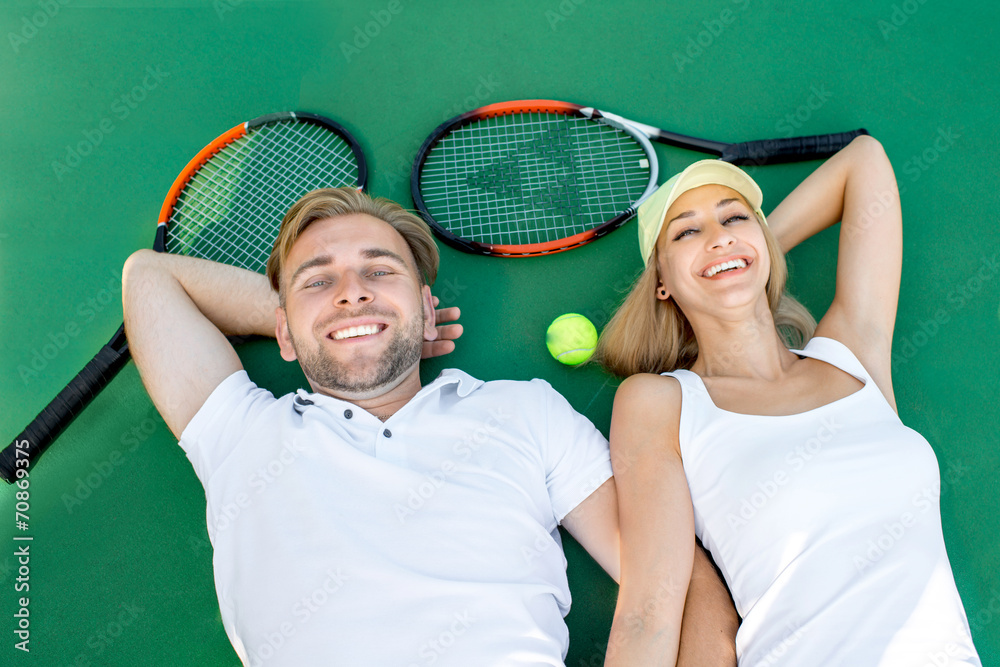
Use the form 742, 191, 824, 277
705, 259, 747, 277
332, 324, 381, 340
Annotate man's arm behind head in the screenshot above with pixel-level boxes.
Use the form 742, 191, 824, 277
122, 249, 276, 438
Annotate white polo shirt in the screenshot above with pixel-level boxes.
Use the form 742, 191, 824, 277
179, 368, 612, 667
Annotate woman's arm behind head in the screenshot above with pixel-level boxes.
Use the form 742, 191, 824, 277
767, 136, 902, 405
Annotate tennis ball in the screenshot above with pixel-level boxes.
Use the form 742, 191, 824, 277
546, 313, 598, 366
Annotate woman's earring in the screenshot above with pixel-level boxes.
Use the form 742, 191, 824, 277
659, 289, 667, 297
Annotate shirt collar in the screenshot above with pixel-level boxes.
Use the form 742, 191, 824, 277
293, 368, 484, 410
424, 368, 484, 398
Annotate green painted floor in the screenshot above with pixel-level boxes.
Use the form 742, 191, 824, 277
1, 1, 998, 664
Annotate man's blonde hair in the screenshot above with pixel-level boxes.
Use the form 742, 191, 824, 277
265, 188, 439, 303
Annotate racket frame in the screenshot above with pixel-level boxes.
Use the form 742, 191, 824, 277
411, 99, 867, 257
411, 100, 661, 257
0, 111, 367, 482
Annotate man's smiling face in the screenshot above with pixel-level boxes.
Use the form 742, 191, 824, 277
275, 213, 436, 400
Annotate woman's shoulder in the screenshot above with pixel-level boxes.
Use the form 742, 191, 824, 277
613, 374, 683, 427
611, 373, 684, 457
616, 372, 682, 403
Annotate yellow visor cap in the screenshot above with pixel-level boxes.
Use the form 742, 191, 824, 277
637, 159, 767, 263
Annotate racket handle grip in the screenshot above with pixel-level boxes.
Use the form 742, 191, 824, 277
724, 129, 869, 165
0, 326, 130, 483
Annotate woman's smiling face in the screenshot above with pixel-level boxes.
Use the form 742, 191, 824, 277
653, 184, 771, 317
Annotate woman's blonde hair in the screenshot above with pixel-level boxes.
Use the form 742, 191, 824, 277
265, 188, 439, 304
595, 213, 816, 377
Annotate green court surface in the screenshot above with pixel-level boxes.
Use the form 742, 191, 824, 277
1, 1, 998, 664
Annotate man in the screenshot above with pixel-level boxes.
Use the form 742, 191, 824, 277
123, 188, 736, 665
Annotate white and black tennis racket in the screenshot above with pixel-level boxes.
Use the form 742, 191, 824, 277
411, 99, 866, 256
0, 111, 367, 482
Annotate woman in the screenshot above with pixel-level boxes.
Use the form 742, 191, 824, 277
597, 137, 981, 666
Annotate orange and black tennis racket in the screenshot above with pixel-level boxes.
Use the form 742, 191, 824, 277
411, 100, 866, 257
0, 111, 367, 482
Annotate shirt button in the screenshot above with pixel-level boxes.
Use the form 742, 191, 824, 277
383, 429, 392, 438
344, 409, 353, 419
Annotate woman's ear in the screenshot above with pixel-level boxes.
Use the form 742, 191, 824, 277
655, 281, 670, 301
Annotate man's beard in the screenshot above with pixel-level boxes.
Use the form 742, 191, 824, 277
289, 306, 424, 396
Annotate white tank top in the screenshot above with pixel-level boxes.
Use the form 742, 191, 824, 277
665, 337, 981, 666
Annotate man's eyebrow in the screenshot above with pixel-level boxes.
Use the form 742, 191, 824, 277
289, 248, 410, 287
290, 254, 332, 287
665, 198, 744, 229
361, 248, 408, 267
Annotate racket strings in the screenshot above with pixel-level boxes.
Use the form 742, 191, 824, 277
419, 112, 651, 246
428, 118, 611, 234
172, 122, 354, 269
167, 120, 359, 273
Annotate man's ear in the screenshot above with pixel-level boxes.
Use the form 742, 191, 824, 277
421, 285, 438, 341
275, 306, 298, 361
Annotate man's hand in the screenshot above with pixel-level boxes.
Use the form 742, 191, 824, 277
423, 296, 462, 359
